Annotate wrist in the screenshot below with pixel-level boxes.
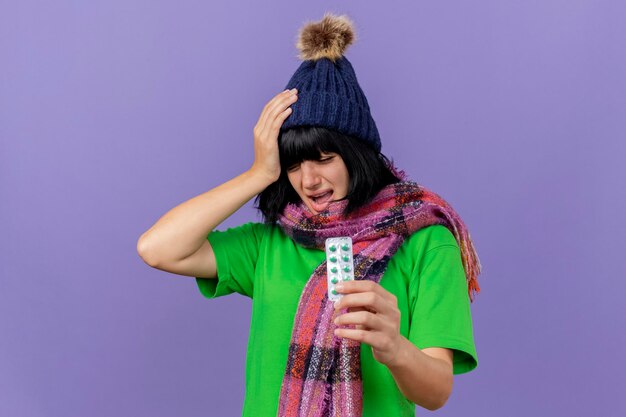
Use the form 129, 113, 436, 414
384, 336, 412, 371
244, 165, 280, 189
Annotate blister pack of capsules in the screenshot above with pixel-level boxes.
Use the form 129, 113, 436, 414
325, 237, 354, 302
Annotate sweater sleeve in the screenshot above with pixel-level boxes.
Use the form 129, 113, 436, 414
407, 229, 479, 375
194, 222, 265, 299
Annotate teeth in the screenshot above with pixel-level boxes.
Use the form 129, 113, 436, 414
311, 191, 330, 202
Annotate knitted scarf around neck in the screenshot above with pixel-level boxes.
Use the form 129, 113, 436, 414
275, 169, 481, 417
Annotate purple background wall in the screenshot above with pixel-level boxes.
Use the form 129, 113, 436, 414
2, 1, 624, 416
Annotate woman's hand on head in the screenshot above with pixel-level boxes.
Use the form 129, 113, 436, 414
332, 280, 404, 368
250, 88, 298, 183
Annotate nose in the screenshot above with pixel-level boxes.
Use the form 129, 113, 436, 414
300, 161, 321, 189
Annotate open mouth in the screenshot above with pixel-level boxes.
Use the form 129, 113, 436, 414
309, 191, 333, 212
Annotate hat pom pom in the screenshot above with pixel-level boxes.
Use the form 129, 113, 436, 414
296, 12, 356, 62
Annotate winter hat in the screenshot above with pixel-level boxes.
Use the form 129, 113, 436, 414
280, 13, 382, 152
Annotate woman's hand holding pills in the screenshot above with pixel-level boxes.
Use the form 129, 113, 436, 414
250, 88, 298, 183
333, 280, 404, 368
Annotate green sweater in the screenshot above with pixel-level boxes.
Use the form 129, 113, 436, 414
195, 222, 478, 416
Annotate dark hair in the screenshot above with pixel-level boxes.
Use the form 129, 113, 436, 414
254, 125, 402, 224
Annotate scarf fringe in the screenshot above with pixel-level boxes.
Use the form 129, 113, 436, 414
416, 184, 482, 303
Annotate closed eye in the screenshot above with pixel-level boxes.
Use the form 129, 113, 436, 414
286, 155, 335, 172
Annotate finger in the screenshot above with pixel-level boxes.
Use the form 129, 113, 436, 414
256, 90, 290, 134
334, 327, 377, 346
335, 280, 397, 306
334, 310, 383, 331
336, 306, 371, 330
258, 89, 297, 134
269, 105, 294, 133
259, 89, 291, 121
337, 310, 398, 336
332, 305, 359, 321
336, 280, 396, 302
257, 95, 297, 143
335, 291, 395, 317
259, 106, 293, 140
265, 91, 297, 132
347, 306, 371, 313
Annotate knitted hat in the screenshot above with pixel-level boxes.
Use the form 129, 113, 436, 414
280, 13, 382, 152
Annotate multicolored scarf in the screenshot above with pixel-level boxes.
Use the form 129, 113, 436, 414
275, 168, 481, 416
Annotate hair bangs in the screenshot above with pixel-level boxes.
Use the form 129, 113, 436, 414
279, 126, 341, 169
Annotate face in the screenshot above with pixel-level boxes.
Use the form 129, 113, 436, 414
286, 152, 350, 214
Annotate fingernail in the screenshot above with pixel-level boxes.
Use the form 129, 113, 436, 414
335, 283, 344, 291
290, 88, 297, 93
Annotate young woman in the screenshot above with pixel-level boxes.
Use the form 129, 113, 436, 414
138, 13, 481, 417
